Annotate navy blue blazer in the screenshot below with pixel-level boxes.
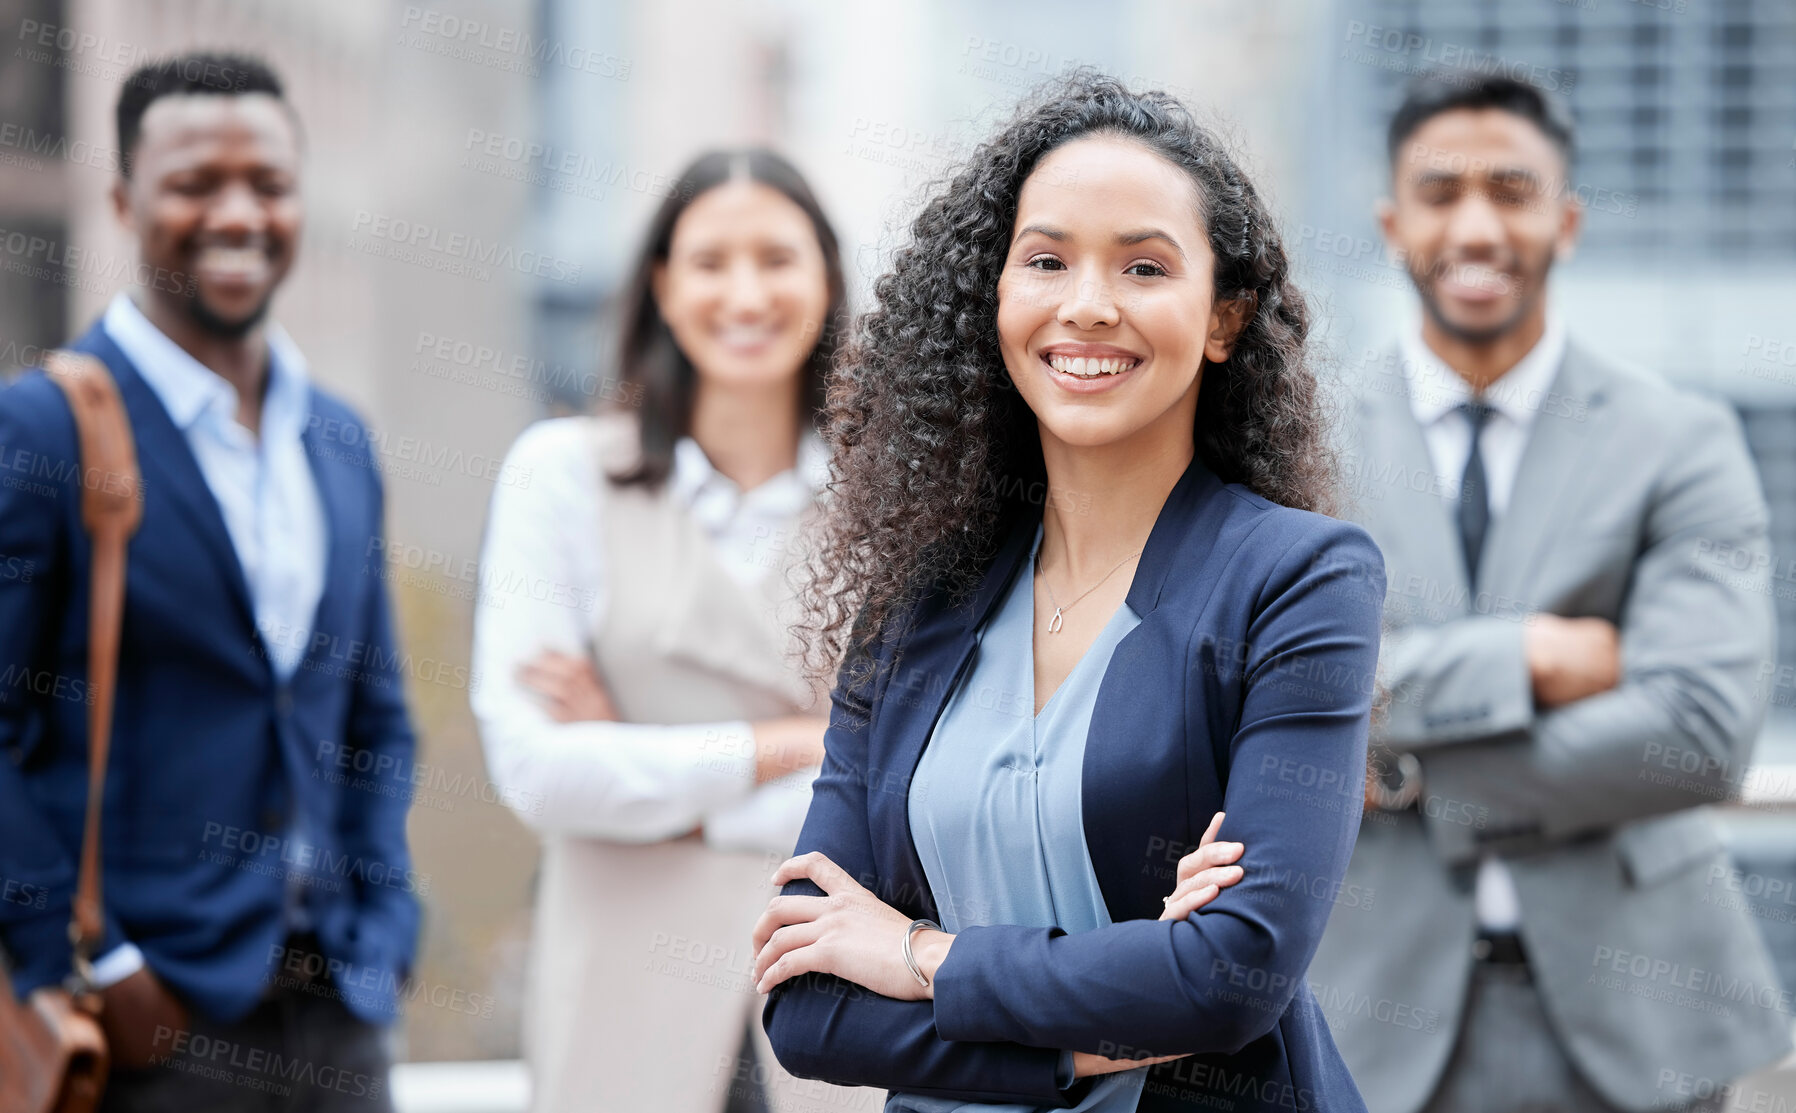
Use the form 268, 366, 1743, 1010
763, 453, 1386, 1112
0, 322, 421, 1024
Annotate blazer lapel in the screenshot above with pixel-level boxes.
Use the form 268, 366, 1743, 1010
81, 328, 258, 631
874, 452, 1217, 919
300, 401, 357, 669
874, 497, 1042, 916
1347, 351, 1472, 615
1474, 344, 1610, 603
1083, 454, 1237, 925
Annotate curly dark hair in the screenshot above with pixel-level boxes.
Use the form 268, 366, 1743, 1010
793, 69, 1336, 689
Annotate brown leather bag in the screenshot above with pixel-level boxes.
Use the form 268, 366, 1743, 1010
0, 351, 144, 1112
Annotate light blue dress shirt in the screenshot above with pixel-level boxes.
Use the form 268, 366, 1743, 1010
102, 293, 327, 677
894, 522, 1147, 1113
90, 294, 329, 986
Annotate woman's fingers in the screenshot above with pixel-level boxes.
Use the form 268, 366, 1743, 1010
517, 661, 576, 702
1156, 865, 1242, 919
519, 650, 601, 690
1172, 865, 1244, 901
1198, 811, 1225, 848
751, 920, 825, 985
518, 658, 569, 687
1175, 836, 1244, 885
1176, 812, 1232, 884
752, 853, 862, 984
756, 940, 824, 994
1160, 884, 1220, 922
518, 652, 617, 722
772, 851, 855, 893
749, 894, 825, 953
529, 649, 584, 675
1156, 850, 1242, 919
1072, 1051, 1192, 1078
516, 661, 558, 694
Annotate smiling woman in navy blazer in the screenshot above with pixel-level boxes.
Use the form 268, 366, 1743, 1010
750, 72, 1386, 1113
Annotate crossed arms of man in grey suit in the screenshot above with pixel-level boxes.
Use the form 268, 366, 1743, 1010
1379, 381, 1772, 861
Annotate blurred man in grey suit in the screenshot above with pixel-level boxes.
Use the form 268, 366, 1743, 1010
1310, 73, 1793, 1113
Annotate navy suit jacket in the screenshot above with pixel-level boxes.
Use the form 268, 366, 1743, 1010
763, 453, 1385, 1112
0, 321, 421, 1025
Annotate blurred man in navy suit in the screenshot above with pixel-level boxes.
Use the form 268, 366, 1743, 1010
0, 51, 419, 1111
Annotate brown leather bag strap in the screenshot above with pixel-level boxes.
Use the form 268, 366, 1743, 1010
41, 352, 142, 991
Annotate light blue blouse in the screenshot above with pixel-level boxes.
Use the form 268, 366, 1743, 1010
890, 522, 1147, 1113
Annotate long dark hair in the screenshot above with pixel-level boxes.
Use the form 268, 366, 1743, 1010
608, 148, 848, 487
794, 69, 1335, 688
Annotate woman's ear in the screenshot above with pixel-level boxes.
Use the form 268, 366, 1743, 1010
1203, 292, 1257, 364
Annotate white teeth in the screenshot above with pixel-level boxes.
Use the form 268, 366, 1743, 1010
1047, 354, 1135, 377
1445, 265, 1506, 293
196, 246, 268, 275
717, 325, 779, 346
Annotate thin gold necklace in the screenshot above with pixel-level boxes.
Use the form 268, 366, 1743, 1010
1034, 545, 1141, 633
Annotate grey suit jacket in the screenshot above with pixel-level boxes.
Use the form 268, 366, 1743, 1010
1308, 340, 1794, 1113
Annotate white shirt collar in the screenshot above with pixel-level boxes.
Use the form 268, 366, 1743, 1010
1398, 314, 1568, 432
102, 292, 311, 441
670, 426, 830, 517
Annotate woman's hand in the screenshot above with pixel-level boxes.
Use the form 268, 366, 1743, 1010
751, 851, 949, 1001
1071, 817, 1241, 1078
518, 649, 617, 722
1071, 1051, 1190, 1079
749, 716, 828, 783
1158, 811, 1245, 922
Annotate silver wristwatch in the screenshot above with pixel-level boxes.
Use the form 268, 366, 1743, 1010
1366, 751, 1423, 811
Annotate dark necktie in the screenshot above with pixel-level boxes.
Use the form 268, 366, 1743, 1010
1457, 399, 1493, 585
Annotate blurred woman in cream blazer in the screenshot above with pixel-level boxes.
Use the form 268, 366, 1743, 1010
472, 149, 871, 1113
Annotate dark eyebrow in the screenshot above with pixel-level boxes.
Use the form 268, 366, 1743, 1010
1116, 228, 1186, 262
1411, 167, 1546, 192
1411, 170, 1463, 190
1486, 166, 1544, 189
1015, 223, 1187, 262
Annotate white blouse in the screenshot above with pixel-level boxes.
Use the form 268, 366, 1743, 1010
471, 416, 831, 853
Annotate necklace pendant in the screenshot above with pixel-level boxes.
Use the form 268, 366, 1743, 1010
1048, 607, 1064, 634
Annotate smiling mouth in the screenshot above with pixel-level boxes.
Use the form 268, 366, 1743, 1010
715, 324, 783, 350
1043, 353, 1140, 378
1435, 262, 1513, 301
193, 244, 272, 285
